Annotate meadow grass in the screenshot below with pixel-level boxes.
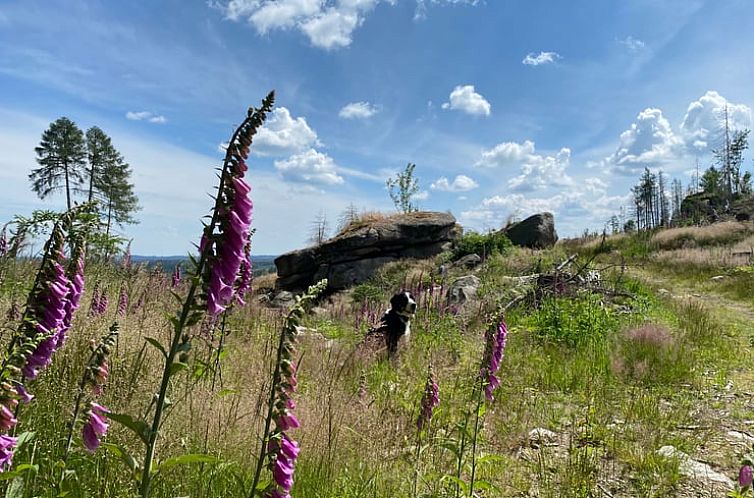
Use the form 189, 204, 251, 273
0, 237, 750, 497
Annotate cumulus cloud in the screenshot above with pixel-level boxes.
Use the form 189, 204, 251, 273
218, 0, 481, 50
522, 51, 561, 66
430, 174, 479, 192
605, 107, 683, 175
475, 140, 535, 168
414, 190, 430, 201
125, 111, 167, 124
679, 90, 752, 152
339, 101, 380, 119
274, 148, 344, 185
441, 85, 491, 116
253, 107, 320, 156
618, 36, 646, 52
474, 139, 573, 191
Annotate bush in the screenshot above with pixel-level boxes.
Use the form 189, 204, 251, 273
453, 230, 511, 259
611, 324, 690, 385
532, 293, 618, 347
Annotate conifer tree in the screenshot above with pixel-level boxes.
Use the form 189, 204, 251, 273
29, 117, 87, 210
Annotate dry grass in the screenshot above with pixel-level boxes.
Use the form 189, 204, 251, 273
651, 221, 754, 249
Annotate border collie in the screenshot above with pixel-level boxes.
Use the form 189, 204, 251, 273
366, 291, 417, 357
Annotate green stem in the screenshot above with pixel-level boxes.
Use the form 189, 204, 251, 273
248, 323, 287, 498
468, 378, 485, 497
139, 111, 253, 498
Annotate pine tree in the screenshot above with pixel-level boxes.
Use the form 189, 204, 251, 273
29, 117, 87, 210
94, 152, 139, 238
308, 210, 329, 245
85, 126, 121, 203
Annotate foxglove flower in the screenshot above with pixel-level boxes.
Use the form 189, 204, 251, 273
0, 405, 17, 432
480, 320, 508, 402
14, 384, 33, 404
202, 118, 259, 317
97, 292, 108, 316
171, 264, 181, 287
22, 259, 71, 379
740, 463, 753, 489
82, 402, 109, 452
0, 435, 17, 470
57, 243, 86, 347
117, 286, 128, 317
416, 364, 440, 430
89, 283, 101, 317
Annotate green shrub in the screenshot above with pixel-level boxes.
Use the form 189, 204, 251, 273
532, 293, 618, 347
453, 230, 511, 259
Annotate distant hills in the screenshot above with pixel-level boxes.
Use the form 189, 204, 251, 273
131, 254, 277, 276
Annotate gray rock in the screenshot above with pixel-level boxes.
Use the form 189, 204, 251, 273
504, 212, 558, 249
271, 291, 296, 309
447, 275, 481, 305
656, 446, 733, 487
528, 428, 558, 447
275, 211, 462, 291
454, 253, 482, 269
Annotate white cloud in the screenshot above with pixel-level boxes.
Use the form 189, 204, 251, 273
618, 36, 646, 52
475, 140, 535, 168
605, 107, 683, 174
430, 174, 479, 192
441, 85, 491, 116
217, 0, 378, 49
679, 90, 752, 152
474, 139, 573, 192
339, 101, 380, 119
507, 147, 573, 192
126, 111, 167, 124
253, 107, 320, 156
522, 51, 561, 66
274, 148, 344, 185
414, 190, 430, 201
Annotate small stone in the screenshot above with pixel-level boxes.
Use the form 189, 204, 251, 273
528, 428, 558, 447
657, 445, 733, 487
711, 275, 726, 281
271, 291, 296, 309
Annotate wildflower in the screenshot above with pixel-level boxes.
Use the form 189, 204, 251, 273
89, 283, 101, 317
740, 463, 753, 489
480, 319, 508, 402
0, 405, 17, 432
416, 364, 440, 430
122, 241, 131, 270
0, 435, 17, 470
22, 259, 71, 379
117, 286, 128, 317
203, 131, 255, 317
57, 243, 86, 347
171, 264, 181, 287
14, 384, 33, 404
82, 402, 109, 452
97, 292, 108, 316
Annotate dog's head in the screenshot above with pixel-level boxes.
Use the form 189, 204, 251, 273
390, 291, 417, 317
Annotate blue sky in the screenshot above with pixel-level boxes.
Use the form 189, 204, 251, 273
1, 0, 753, 255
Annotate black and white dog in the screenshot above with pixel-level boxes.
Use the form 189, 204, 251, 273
365, 291, 417, 357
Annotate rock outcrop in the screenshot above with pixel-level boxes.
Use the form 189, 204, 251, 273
504, 212, 558, 249
275, 211, 461, 291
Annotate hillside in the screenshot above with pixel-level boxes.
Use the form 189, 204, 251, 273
2, 221, 754, 496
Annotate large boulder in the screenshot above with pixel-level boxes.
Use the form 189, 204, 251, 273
504, 212, 558, 249
447, 275, 481, 306
275, 211, 462, 291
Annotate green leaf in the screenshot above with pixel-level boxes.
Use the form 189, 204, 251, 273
102, 443, 141, 482
144, 337, 167, 359
4, 477, 23, 498
107, 413, 151, 445
217, 388, 238, 398
169, 361, 188, 377
439, 475, 468, 494
155, 454, 219, 475
14, 432, 35, 451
